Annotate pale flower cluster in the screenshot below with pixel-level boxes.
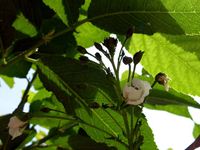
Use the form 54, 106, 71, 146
123, 79, 151, 105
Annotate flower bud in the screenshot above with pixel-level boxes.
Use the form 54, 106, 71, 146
95, 52, 102, 61
94, 42, 104, 51
155, 72, 170, 91
103, 37, 117, 56
133, 51, 144, 65
155, 73, 166, 84
79, 56, 89, 62
126, 27, 135, 38
77, 46, 87, 54
123, 56, 133, 65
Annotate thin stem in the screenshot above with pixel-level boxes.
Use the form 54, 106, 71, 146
31, 114, 128, 148
0, 42, 40, 67
2, 134, 11, 150
87, 52, 107, 70
32, 114, 76, 121
127, 64, 131, 83
131, 64, 136, 80
110, 57, 120, 83
0, 18, 88, 67
130, 106, 134, 150
109, 57, 122, 106
24, 122, 78, 150
151, 80, 157, 88
13, 69, 38, 114
117, 38, 127, 73
129, 63, 137, 150
121, 110, 131, 149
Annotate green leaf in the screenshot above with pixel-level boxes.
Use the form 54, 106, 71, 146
0, 75, 14, 88
29, 88, 52, 103
68, 135, 117, 150
0, 59, 31, 78
14, 0, 54, 28
12, 13, 37, 37
80, 0, 91, 15
75, 15, 109, 48
145, 104, 191, 118
36, 56, 118, 103
162, 35, 200, 58
40, 18, 77, 56
147, 89, 200, 109
0, 0, 17, 49
62, 0, 84, 25
34, 56, 127, 148
141, 116, 158, 150
76, 108, 127, 149
88, 0, 184, 35
17, 129, 37, 149
38, 122, 78, 149
33, 75, 44, 90
129, 33, 200, 97
193, 123, 200, 139
43, 0, 84, 26
30, 95, 67, 128
43, 0, 68, 25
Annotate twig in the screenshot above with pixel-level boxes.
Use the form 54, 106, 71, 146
13, 69, 38, 114
185, 135, 200, 150
117, 38, 127, 73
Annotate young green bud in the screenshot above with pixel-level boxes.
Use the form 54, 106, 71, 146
95, 52, 102, 61
123, 56, 133, 65
133, 51, 144, 65
77, 46, 87, 54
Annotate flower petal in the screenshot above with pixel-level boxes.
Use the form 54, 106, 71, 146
8, 116, 27, 140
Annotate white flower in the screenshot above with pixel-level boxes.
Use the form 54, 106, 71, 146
8, 116, 27, 140
123, 79, 151, 105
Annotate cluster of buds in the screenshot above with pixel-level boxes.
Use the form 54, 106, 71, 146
76, 27, 170, 106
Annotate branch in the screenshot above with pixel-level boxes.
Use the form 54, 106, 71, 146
186, 135, 200, 150
13, 69, 38, 114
